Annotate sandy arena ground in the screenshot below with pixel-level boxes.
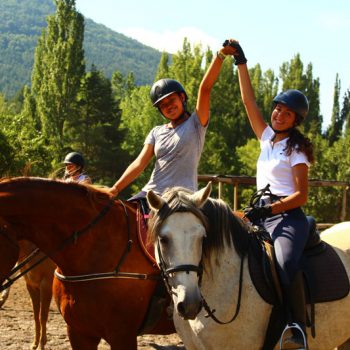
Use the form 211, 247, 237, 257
0, 277, 184, 349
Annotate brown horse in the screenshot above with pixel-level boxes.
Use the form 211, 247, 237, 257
0, 177, 174, 350
0, 240, 55, 350
17, 241, 56, 349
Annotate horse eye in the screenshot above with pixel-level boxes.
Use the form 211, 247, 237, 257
159, 236, 169, 245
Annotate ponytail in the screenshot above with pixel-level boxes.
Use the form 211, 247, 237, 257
285, 129, 314, 164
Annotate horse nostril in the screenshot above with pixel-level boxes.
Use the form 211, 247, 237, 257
177, 301, 185, 316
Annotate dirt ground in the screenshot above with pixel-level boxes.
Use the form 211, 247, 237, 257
0, 278, 184, 349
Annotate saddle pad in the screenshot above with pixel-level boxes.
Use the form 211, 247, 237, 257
136, 204, 157, 265
248, 241, 350, 305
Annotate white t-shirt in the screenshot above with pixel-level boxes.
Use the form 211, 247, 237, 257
256, 126, 310, 196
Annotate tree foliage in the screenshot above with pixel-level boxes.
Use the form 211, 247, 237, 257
30, 0, 85, 157
0, 15, 349, 221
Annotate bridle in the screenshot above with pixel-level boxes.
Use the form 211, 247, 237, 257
155, 210, 246, 325
0, 197, 159, 292
156, 239, 203, 297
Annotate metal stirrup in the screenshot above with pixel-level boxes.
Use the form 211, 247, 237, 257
280, 323, 307, 350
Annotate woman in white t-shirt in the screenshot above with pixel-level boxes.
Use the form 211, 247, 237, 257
225, 39, 314, 350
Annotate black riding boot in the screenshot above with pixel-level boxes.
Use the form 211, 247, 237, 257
281, 271, 308, 350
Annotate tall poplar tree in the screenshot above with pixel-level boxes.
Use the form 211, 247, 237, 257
154, 52, 170, 82
31, 0, 85, 158
327, 74, 343, 144
280, 54, 322, 134
343, 89, 350, 136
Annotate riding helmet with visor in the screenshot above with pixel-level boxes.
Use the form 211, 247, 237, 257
273, 89, 309, 125
64, 152, 85, 169
150, 79, 188, 107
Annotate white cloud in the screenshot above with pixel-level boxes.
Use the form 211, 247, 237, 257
317, 11, 350, 31
121, 27, 221, 53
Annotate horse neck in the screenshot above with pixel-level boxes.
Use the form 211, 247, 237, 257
0, 181, 128, 273
205, 241, 242, 281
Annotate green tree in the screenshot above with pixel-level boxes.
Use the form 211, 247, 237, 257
326, 74, 343, 144
169, 39, 204, 112
31, 0, 85, 159
154, 52, 170, 82
342, 89, 350, 137
0, 88, 51, 176
280, 54, 322, 134
117, 85, 159, 196
64, 66, 122, 183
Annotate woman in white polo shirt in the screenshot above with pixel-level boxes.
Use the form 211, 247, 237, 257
225, 39, 314, 350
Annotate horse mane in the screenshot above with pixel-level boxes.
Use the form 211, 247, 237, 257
148, 187, 250, 261
0, 177, 111, 205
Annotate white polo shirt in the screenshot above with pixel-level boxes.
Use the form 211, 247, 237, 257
256, 126, 310, 196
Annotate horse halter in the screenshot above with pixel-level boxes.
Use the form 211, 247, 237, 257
156, 239, 203, 296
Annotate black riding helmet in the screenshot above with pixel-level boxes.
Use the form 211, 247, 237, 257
150, 79, 188, 106
64, 152, 84, 168
273, 89, 309, 125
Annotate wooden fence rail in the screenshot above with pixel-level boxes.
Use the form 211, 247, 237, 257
198, 175, 349, 224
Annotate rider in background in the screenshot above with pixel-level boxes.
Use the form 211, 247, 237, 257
63, 152, 92, 184
108, 43, 235, 200
225, 39, 314, 349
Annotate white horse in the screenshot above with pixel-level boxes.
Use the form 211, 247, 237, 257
147, 183, 350, 350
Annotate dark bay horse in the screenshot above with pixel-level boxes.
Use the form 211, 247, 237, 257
0, 177, 174, 349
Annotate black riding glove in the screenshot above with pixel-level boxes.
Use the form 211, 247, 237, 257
223, 40, 247, 65
244, 205, 272, 222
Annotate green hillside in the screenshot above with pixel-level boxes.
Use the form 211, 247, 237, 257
0, 0, 162, 97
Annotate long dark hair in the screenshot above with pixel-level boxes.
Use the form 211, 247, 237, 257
285, 128, 314, 163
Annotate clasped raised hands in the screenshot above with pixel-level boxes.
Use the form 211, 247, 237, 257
220, 39, 247, 65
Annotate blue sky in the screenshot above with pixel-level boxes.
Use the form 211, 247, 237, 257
75, 0, 350, 129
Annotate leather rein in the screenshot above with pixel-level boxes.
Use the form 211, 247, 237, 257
0, 198, 159, 292
156, 216, 246, 325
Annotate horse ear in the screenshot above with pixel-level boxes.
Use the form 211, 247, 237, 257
147, 190, 166, 211
188, 181, 212, 207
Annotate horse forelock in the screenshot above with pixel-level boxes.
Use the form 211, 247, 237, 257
148, 187, 209, 245
147, 187, 250, 260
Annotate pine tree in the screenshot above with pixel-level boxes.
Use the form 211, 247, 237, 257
65, 65, 123, 183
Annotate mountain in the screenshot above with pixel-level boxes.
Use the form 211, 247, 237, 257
0, 0, 162, 97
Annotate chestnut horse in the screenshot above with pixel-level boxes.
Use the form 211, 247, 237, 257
18, 241, 55, 349
146, 183, 350, 350
0, 240, 55, 350
0, 177, 174, 350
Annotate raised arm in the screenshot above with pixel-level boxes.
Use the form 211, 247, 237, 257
109, 144, 154, 196
196, 45, 234, 126
225, 40, 267, 139
237, 64, 267, 139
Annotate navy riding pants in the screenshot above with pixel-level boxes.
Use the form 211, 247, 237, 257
261, 207, 309, 287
